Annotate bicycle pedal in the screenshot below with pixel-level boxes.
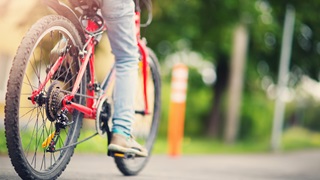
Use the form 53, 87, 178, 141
112, 152, 136, 159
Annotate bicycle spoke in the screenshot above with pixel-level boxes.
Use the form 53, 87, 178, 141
20, 108, 38, 132
41, 151, 46, 171
62, 70, 78, 91
31, 52, 40, 81
24, 73, 35, 92
19, 107, 38, 120
38, 42, 44, 86
30, 108, 40, 169
22, 82, 38, 91
20, 106, 37, 109
24, 111, 38, 155
62, 63, 71, 84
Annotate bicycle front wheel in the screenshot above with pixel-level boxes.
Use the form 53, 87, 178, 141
114, 48, 161, 176
4, 15, 86, 180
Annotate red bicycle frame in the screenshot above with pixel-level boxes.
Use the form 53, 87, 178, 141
30, 10, 150, 119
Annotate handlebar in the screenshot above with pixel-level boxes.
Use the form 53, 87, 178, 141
137, 0, 153, 27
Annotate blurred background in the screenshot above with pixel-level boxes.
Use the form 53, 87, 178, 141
1, 0, 320, 155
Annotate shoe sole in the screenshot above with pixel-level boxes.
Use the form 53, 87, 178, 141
108, 144, 148, 157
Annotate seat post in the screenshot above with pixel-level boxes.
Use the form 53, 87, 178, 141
133, 0, 141, 12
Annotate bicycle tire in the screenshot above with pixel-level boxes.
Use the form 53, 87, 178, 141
4, 15, 86, 180
114, 48, 161, 176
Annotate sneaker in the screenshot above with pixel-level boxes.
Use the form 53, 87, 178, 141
108, 133, 148, 157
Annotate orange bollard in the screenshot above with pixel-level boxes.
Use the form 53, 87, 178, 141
168, 63, 188, 157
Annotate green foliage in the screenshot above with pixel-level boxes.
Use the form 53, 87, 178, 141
255, 0, 320, 79
157, 75, 171, 137
74, 131, 108, 153
285, 97, 320, 132
149, 0, 320, 143
148, 0, 251, 60
168, 126, 320, 154
282, 126, 320, 151
153, 136, 270, 154
238, 61, 274, 140
240, 90, 274, 140
0, 129, 7, 155
184, 69, 213, 135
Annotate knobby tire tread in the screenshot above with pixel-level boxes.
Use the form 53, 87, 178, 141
5, 15, 85, 180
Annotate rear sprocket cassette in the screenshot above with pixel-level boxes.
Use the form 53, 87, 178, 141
45, 81, 65, 122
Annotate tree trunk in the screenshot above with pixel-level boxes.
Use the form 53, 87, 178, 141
207, 55, 229, 137
224, 23, 249, 144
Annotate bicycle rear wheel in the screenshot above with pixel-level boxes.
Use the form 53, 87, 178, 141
114, 48, 161, 176
4, 15, 86, 180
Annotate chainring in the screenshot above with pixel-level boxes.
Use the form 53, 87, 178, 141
45, 81, 65, 122
96, 95, 112, 136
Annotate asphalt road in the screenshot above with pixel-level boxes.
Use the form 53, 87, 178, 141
1, 150, 320, 180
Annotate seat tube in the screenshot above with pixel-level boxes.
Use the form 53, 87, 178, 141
138, 41, 149, 114
133, 0, 141, 13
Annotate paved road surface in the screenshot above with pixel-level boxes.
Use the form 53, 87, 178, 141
1, 150, 320, 180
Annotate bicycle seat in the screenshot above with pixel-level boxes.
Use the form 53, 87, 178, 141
69, 0, 101, 15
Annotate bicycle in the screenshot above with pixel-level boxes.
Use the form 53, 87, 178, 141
4, 0, 161, 179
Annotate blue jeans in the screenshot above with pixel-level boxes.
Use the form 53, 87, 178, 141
101, 0, 139, 136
